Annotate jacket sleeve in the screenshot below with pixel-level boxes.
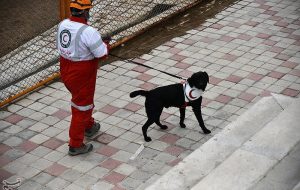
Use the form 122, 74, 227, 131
84, 27, 108, 58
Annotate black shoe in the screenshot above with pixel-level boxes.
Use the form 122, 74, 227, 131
68, 143, 93, 156
85, 122, 100, 137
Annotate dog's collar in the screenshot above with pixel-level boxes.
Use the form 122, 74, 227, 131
183, 81, 203, 102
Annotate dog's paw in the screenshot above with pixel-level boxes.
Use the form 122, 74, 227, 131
203, 129, 211, 134
160, 125, 168, 130
144, 136, 152, 142
180, 122, 186, 128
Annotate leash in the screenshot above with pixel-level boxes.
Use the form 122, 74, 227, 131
109, 53, 185, 80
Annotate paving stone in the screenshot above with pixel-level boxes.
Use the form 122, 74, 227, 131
28, 112, 47, 121
64, 183, 84, 190
4, 148, 26, 160
16, 153, 39, 165
59, 169, 83, 182
205, 117, 224, 128
95, 145, 118, 157
147, 129, 166, 140
105, 126, 126, 137
31, 158, 53, 171
0, 154, 12, 166
19, 180, 43, 190
87, 166, 110, 179
130, 170, 153, 181
3, 136, 23, 147
107, 137, 130, 149
18, 166, 41, 179
39, 87, 56, 95
148, 141, 169, 151
4, 125, 24, 134
90, 181, 114, 190
112, 162, 136, 176
29, 122, 49, 132
57, 155, 82, 168
114, 143, 136, 155
40, 151, 62, 164
43, 138, 64, 150
51, 100, 70, 110
45, 163, 68, 176
28, 102, 47, 111
74, 174, 98, 188
30, 146, 52, 157
38, 96, 57, 105
4, 160, 27, 174
165, 145, 186, 156
169, 126, 193, 138
142, 159, 166, 173
30, 134, 50, 144
119, 131, 140, 142
7, 104, 23, 113
100, 158, 122, 170
0, 120, 11, 130
46, 177, 70, 190
40, 106, 59, 115
103, 115, 123, 126
185, 131, 206, 141
15, 98, 35, 107
32, 172, 54, 185
52, 109, 71, 120
16, 118, 36, 128
42, 127, 62, 138
5, 114, 25, 125
267, 84, 286, 93
17, 108, 36, 117
40, 116, 60, 126
0, 169, 14, 182
55, 130, 69, 142
72, 160, 97, 173
0, 132, 10, 143
120, 177, 143, 190
135, 147, 159, 160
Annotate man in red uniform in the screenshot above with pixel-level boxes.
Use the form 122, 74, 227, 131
57, 0, 109, 156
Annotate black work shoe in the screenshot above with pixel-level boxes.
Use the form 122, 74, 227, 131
68, 143, 93, 156
85, 122, 100, 137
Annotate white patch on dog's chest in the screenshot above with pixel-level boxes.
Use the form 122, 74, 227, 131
183, 82, 203, 102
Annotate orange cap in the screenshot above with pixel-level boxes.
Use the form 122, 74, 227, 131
70, 0, 92, 10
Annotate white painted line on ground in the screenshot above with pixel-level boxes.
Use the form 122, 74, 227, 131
130, 144, 145, 160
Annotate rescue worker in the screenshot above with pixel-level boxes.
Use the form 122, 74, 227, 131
57, 0, 109, 156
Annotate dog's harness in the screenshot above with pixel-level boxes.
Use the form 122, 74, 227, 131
181, 81, 203, 108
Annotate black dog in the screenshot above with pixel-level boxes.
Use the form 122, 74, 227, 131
130, 71, 211, 142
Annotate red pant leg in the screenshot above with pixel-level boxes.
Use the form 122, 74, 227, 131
69, 107, 93, 147
60, 57, 98, 147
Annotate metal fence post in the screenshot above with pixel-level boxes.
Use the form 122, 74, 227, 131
60, 0, 70, 20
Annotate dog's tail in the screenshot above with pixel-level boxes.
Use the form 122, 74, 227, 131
130, 90, 148, 98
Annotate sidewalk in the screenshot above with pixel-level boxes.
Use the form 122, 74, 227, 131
1, 0, 300, 189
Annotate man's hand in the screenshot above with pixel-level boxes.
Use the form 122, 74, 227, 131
102, 36, 112, 44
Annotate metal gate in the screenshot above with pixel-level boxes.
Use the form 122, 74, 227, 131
0, 0, 202, 107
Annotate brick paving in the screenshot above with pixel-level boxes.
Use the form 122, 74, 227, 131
1, 0, 300, 189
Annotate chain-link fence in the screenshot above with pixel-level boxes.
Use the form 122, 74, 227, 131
0, 0, 202, 107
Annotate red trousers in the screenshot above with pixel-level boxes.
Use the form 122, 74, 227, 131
60, 56, 99, 147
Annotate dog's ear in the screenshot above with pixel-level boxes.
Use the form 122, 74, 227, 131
202, 72, 208, 91
204, 71, 209, 84
187, 73, 196, 87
